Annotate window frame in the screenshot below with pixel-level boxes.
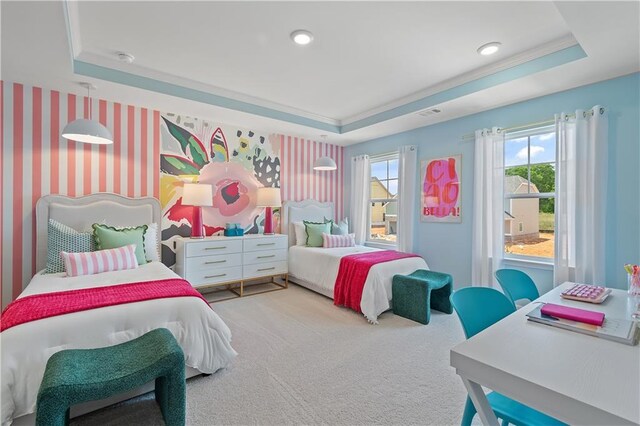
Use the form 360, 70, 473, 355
367, 153, 399, 246
503, 125, 556, 264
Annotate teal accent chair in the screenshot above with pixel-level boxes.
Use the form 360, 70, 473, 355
450, 287, 566, 426
36, 328, 186, 426
392, 270, 453, 324
495, 269, 540, 309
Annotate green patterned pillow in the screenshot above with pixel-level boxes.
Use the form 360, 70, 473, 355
92, 223, 148, 265
45, 219, 96, 274
304, 220, 332, 247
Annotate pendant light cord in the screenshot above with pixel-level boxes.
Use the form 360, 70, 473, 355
86, 85, 92, 120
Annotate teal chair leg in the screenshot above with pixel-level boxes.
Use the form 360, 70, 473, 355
431, 283, 453, 314
156, 363, 186, 426
35, 391, 69, 426
461, 397, 476, 426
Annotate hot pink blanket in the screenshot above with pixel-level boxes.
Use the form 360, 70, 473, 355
333, 250, 419, 313
0, 278, 209, 332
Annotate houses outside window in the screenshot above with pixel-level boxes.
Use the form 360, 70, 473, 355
503, 125, 556, 261
369, 154, 398, 244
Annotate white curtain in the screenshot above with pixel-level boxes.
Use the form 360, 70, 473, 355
350, 155, 370, 245
554, 106, 608, 286
397, 146, 417, 252
471, 127, 505, 287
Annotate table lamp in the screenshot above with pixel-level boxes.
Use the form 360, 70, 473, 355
182, 183, 213, 238
256, 187, 281, 235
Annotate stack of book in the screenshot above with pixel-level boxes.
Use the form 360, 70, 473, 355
526, 303, 639, 346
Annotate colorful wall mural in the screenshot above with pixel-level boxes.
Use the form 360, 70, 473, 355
159, 114, 282, 266
0, 80, 346, 307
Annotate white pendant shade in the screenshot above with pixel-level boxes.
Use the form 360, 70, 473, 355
313, 156, 337, 171
62, 119, 113, 145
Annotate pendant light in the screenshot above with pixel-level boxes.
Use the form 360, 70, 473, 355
313, 135, 337, 171
62, 83, 113, 145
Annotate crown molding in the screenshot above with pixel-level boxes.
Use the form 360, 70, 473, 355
341, 35, 579, 125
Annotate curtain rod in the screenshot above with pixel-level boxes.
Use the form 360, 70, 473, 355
460, 107, 604, 141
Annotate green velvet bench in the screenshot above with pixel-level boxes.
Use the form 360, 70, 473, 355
36, 328, 186, 426
392, 270, 453, 324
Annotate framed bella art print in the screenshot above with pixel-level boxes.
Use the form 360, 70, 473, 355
421, 155, 462, 223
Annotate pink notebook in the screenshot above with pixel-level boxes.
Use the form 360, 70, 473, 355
540, 303, 605, 326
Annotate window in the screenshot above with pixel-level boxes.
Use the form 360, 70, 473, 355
369, 154, 398, 244
503, 125, 555, 260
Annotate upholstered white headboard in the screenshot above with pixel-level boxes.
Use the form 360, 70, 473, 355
35, 193, 162, 271
282, 200, 334, 247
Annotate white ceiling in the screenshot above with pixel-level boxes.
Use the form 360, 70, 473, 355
1, 1, 639, 146
75, 1, 572, 121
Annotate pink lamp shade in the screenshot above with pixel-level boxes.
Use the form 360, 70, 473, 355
256, 187, 281, 235
182, 183, 213, 238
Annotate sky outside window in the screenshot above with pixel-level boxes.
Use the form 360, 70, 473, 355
505, 132, 556, 167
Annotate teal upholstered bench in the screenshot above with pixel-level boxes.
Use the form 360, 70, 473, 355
36, 328, 186, 426
392, 270, 453, 324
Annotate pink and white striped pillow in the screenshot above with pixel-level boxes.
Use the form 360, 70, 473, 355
322, 233, 356, 248
61, 244, 139, 277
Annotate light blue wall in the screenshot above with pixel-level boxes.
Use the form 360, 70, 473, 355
345, 73, 640, 291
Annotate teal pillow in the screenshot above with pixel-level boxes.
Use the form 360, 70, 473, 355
304, 220, 332, 247
46, 219, 96, 274
326, 217, 349, 235
92, 224, 148, 265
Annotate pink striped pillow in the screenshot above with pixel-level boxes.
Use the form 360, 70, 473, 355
61, 244, 139, 277
322, 233, 356, 248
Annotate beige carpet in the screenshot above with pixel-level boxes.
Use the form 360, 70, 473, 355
74, 284, 468, 425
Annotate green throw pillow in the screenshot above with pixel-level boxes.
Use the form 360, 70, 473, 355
46, 219, 96, 274
92, 223, 148, 265
304, 220, 332, 247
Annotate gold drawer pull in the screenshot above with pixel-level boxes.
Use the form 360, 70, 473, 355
257, 255, 275, 259
205, 246, 226, 250
257, 243, 275, 246
257, 267, 276, 272
205, 273, 226, 279
205, 260, 227, 264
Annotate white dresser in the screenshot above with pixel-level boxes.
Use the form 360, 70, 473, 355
174, 234, 288, 298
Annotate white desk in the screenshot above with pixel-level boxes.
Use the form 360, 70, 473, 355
450, 283, 640, 426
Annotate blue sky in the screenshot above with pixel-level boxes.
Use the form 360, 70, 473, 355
505, 131, 556, 167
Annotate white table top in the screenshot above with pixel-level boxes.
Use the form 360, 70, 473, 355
451, 283, 640, 425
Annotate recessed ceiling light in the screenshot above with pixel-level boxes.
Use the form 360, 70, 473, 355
290, 30, 314, 46
477, 42, 501, 56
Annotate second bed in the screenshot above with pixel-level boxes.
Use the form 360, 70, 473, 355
283, 200, 428, 323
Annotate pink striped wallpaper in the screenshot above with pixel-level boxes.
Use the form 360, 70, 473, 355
1, 81, 344, 308
279, 134, 344, 219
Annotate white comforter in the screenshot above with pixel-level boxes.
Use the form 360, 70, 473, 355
0, 262, 237, 425
288, 246, 429, 323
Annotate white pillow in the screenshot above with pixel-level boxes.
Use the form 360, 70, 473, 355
144, 223, 160, 262
292, 221, 307, 246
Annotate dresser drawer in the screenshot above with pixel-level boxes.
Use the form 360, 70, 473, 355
243, 261, 288, 280
186, 253, 242, 272
243, 249, 287, 265
243, 237, 288, 252
185, 239, 242, 258
186, 265, 243, 287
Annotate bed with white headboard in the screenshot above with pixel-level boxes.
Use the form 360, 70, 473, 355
34, 193, 163, 271
282, 199, 429, 323
3, 193, 236, 425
